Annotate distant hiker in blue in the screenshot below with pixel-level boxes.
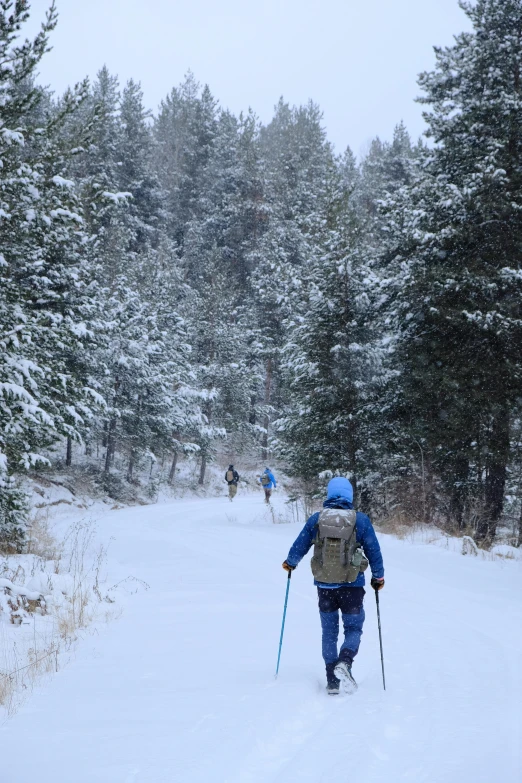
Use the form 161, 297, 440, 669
282, 477, 384, 695
259, 467, 276, 504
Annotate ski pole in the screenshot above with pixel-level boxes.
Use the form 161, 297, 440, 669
275, 570, 292, 678
374, 587, 386, 691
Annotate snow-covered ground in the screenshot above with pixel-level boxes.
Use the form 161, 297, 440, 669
1, 489, 521, 782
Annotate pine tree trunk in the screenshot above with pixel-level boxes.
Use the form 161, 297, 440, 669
169, 451, 178, 485
199, 453, 207, 486
127, 452, 135, 482
478, 408, 510, 544
261, 416, 269, 462
360, 487, 371, 515
423, 454, 434, 525
104, 419, 116, 474
262, 357, 273, 461
347, 417, 358, 503
249, 395, 257, 426
350, 467, 358, 506
66, 437, 72, 467
449, 456, 469, 531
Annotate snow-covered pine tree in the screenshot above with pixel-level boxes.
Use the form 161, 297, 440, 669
190, 108, 268, 456
251, 100, 335, 459
181, 234, 244, 483
116, 81, 203, 482
358, 123, 419, 257
351, 125, 425, 520
156, 93, 269, 475
153, 74, 218, 252
66, 72, 226, 490
118, 79, 165, 258
384, 0, 522, 540
0, 2, 104, 546
275, 151, 378, 503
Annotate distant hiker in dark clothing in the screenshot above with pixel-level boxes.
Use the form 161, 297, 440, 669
282, 477, 384, 695
259, 467, 276, 504
225, 465, 239, 501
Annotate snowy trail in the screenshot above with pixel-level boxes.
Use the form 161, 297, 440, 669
1, 493, 521, 783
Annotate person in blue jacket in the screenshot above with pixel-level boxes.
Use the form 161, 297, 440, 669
282, 477, 384, 694
259, 467, 276, 504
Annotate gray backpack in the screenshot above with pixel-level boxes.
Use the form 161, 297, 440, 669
260, 473, 271, 486
310, 508, 368, 584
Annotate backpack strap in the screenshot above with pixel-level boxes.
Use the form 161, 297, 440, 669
342, 529, 355, 566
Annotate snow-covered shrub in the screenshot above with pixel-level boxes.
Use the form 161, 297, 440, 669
462, 536, 479, 557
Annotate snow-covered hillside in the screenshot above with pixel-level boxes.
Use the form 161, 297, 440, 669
1, 490, 520, 783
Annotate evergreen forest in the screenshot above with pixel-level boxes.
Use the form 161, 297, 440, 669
1, 0, 522, 550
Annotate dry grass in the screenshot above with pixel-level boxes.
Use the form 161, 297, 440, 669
375, 511, 420, 540
0, 518, 114, 715
0, 673, 15, 715
0, 642, 59, 717
56, 594, 91, 643
26, 509, 61, 562
269, 506, 296, 525
54, 520, 110, 644
497, 550, 517, 560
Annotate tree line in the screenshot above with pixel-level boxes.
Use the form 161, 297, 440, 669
1, 0, 521, 549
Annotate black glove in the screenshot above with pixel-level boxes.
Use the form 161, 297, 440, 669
282, 561, 295, 573
371, 577, 385, 591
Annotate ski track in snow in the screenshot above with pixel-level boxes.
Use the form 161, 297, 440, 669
1, 493, 521, 783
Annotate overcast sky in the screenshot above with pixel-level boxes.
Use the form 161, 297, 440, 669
26, 0, 471, 156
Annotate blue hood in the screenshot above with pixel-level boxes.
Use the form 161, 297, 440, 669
326, 477, 353, 503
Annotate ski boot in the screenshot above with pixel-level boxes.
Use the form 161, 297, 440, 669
334, 659, 358, 694
325, 663, 340, 695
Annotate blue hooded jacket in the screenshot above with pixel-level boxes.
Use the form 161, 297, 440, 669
259, 468, 276, 489
285, 497, 384, 588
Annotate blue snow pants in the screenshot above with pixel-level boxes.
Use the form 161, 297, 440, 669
317, 586, 365, 665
